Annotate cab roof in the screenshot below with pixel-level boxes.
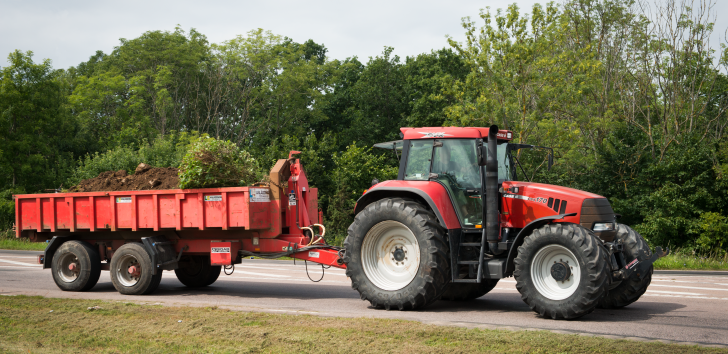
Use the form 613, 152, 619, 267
400, 127, 514, 141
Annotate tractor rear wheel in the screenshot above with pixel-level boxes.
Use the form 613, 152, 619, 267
598, 224, 652, 309
175, 255, 221, 288
344, 198, 450, 310
514, 223, 609, 319
440, 280, 499, 301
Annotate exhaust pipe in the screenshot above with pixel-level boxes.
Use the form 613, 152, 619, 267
486, 125, 503, 255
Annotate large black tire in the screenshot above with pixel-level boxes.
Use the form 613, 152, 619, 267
174, 255, 221, 288
598, 224, 652, 309
514, 223, 609, 319
110, 243, 163, 295
344, 198, 450, 310
440, 280, 499, 301
51, 241, 101, 292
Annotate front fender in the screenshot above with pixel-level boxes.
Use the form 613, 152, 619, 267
355, 181, 461, 230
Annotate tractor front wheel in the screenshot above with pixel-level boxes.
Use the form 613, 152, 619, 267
344, 198, 450, 310
598, 224, 652, 309
514, 223, 609, 319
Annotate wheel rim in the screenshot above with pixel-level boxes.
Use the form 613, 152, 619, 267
116, 254, 142, 287
530, 244, 581, 300
57, 252, 80, 283
361, 220, 420, 291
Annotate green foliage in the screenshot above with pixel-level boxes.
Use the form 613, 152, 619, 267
0, 188, 23, 230
326, 144, 398, 244
69, 132, 200, 185
178, 138, 262, 189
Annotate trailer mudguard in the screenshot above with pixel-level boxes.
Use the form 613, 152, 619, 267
354, 180, 461, 230
42, 236, 71, 269
503, 213, 577, 276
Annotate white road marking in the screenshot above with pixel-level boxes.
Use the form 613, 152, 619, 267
646, 290, 705, 296
217, 275, 348, 285
649, 284, 728, 292
0, 256, 41, 259
235, 270, 291, 278
643, 293, 728, 301
0, 259, 42, 267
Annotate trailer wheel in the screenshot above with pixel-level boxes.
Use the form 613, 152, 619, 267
440, 280, 499, 301
174, 255, 221, 288
514, 223, 609, 319
344, 198, 450, 310
51, 241, 101, 292
598, 224, 652, 309
110, 243, 162, 295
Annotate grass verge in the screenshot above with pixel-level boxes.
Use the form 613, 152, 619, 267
654, 250, 728, 271
0, 296, 723, 353
0, 230, 46, 251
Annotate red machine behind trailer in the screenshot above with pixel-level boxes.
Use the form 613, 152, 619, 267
14, 153, 344, 295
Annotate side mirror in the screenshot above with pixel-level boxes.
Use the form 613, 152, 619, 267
548, 152, 553, 171
478, 145, 487, 166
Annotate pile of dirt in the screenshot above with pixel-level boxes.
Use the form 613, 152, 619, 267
69, 163, 180, 192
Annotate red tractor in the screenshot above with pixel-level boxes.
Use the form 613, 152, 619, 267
343, 125, 668, 319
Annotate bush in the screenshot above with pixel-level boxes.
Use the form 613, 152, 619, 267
178, 138, 262, 189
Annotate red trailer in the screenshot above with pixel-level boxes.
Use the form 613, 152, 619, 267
14, 153, 344, 295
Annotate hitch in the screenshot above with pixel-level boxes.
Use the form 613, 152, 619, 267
613, 247, 670, 281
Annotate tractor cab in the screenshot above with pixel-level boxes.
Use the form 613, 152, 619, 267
374, 127, 544, 229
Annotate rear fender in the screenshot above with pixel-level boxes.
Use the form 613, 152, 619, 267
354, 183, 461, 230
503, 213, 577, 276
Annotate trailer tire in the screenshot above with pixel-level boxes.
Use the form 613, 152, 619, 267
110, 243, 163, 295
174, 255, 221, 288
514, 223, 609, 319
440, 280, 499, 301
598, 224, 652, 309
51, 241, 101, 292
344, 198, 450, 310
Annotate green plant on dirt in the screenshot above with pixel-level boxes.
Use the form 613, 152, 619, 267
179, 138, 262, 189
68, 132, 201, 187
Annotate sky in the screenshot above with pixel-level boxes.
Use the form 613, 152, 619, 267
1, 0, 727, 70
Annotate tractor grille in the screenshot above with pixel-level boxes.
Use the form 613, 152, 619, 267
580, 198, 616, 242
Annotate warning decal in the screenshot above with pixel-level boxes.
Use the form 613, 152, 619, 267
211, 247, 230, 253
204, 195, 222, 202
116, 197, 132, 203
308, 251, 320, 258
250, 188, 270, 202
288, 193, 297, 206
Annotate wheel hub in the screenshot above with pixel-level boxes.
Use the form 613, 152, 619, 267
392, 247, 406, 262
127, 265, 141, 278
550, 261, 571, 282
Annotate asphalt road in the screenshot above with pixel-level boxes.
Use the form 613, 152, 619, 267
2, 249, 727, 347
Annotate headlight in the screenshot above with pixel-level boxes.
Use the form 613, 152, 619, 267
593, 222, 615, 232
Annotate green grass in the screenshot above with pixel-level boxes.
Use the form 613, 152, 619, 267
0, 230, 47, 251
0, 295, 723, 353
654, 249, 728, 271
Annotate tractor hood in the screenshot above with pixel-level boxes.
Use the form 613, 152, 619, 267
501, 181, 617, 241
